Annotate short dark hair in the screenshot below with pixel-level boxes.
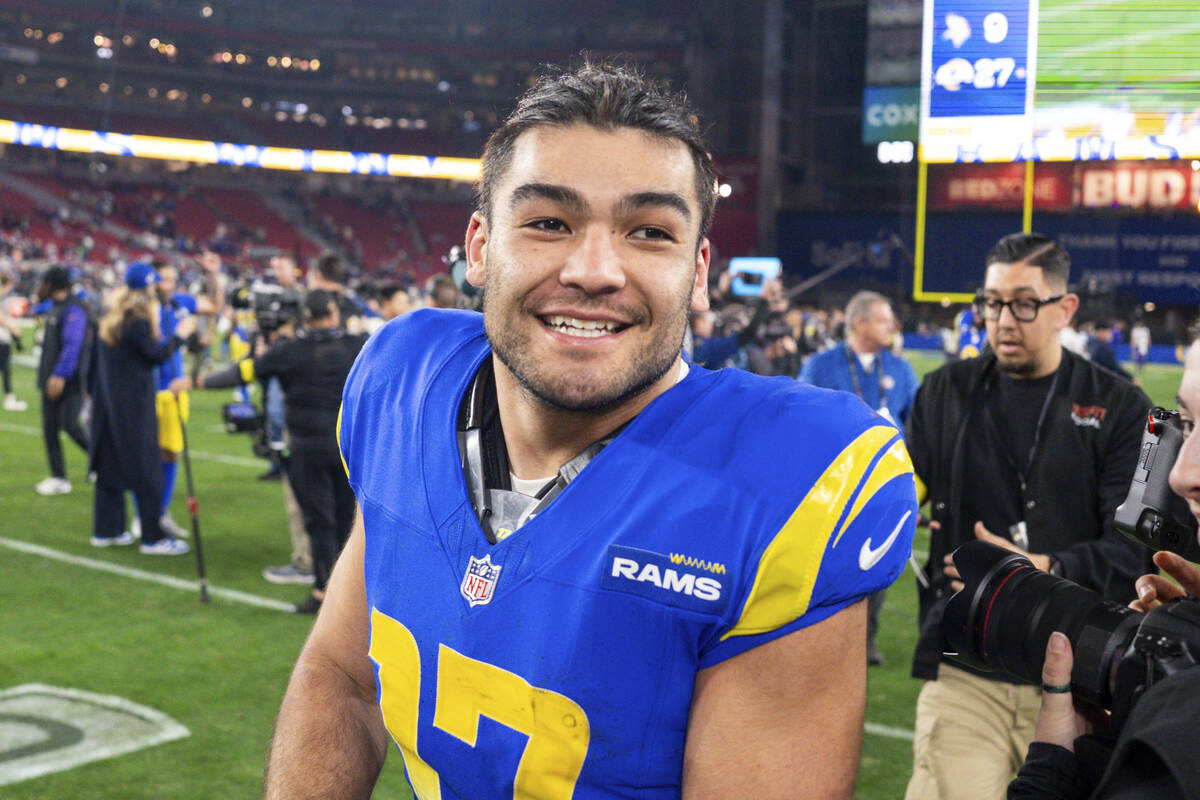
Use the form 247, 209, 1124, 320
477, 60, 716, 246
985, 233, 1070, 289
314, 254, 346, 285
378, 282, 404, 303
304, 289, 336, 321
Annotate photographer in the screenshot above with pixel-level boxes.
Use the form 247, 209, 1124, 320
173, 290, 366, 613
1007, 342, 1200, 800
904, 234, 1155, 800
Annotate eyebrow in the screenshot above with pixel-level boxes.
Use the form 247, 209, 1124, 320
508, 182, 588, 214
615, 191, 692, 222
507, 183, 691, 222
983, 287, 1041, 296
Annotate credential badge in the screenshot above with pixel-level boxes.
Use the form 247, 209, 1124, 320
460, 553, 502, 607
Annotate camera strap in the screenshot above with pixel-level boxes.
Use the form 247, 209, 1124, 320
845, 344, 888, 411
457, 358, 624, 544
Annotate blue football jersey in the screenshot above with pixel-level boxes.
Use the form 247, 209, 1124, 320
339, 309, 918, 800
956, 307, 986, 359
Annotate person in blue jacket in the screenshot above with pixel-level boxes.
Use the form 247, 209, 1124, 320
799, 290, 918, 665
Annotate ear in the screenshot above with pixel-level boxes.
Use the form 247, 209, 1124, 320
1058, 292, 1080, 330
465, 212, 488, 288
689, 237, 711, 314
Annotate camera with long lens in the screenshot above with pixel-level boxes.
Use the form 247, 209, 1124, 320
1114, 407, 1200, 562
228, 281, 303, 337
943, 540, 1200, 733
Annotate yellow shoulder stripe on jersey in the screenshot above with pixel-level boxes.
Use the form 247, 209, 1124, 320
336, 403, 349, 478
721, 425, 899, 640
914, 472, 928, 507
238, 358, 256, 384
831, 437, 914, 549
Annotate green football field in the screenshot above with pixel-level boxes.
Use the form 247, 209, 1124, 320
0, 336, 1184, 799
1036, 0, 1200, 107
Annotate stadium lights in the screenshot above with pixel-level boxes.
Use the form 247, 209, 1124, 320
718, 183, 733, 198
122, 34, 134, 46
241, 97, 253, 108
47, 32, 63, 44
310, 58, 320, 71
97, 47, 114, 59
235, 53, 247, 65
14, 75, 24, 85
55, 77, 68, 88
149, 38, 160, 48
0, 116, 483, 180
280, 56, 292, 68
201, 93, 211, 103
201, 5, 213, 17
99, 82, 110, 93
267, 56, 277, 67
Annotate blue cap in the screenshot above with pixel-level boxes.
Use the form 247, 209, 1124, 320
125, 261, 159, 290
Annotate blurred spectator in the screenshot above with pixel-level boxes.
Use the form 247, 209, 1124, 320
0, 273, 26, 411
428, 274, 461, 309
90, 262, 195, 554
378, 282, 413, 321
308, 253, 369, 331
34, 266, 93, 496
1087, 320, 1132, 381
798, 290, 918, 666
1130, 317, 1150, 378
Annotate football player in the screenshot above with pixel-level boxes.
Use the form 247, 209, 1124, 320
264, 61, 918, 799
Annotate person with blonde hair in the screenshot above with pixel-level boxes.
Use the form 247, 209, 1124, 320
89, 262, 195, 553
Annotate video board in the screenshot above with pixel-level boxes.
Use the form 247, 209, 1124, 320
920, 0, 1200, 162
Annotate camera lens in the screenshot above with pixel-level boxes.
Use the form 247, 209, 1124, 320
943, 540, 1142, 708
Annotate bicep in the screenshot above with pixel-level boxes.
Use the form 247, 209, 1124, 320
682, 600, 867, 799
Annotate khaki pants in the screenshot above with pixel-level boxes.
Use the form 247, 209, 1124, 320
905, 663, 1041, 800
282, 471, 312, 572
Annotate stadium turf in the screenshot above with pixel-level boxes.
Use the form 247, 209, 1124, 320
0, 333, 1184, 798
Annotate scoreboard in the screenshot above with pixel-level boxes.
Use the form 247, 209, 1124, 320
920, 0, 1200, 163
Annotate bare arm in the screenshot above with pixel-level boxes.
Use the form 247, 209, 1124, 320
263, 511, 389, 799
682, 600, 867, 799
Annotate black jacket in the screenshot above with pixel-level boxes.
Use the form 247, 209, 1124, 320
904, 350, 1155, 680
205, 326, 366, 445
1008, 666, 1200, 800
37, 295, 94, 390
89, 317, 183, 488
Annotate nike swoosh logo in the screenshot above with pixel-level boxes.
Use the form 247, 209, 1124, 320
859, 510, 912, 571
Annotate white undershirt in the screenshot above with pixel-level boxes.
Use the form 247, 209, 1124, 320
856, 352, 876, 371
507, 360, 691, 498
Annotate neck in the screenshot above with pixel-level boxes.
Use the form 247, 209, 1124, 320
1015, 344, 1064, 379
847, 333, 878, 355
493, 355, 682, 480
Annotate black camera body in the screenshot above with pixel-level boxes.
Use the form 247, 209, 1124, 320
1114, 407, 1200, 562
228, 281, 303, 337
944, 540, 1200, 733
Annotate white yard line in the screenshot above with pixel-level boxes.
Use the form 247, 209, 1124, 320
0, 536, 295, 612
0, 421, 263, 468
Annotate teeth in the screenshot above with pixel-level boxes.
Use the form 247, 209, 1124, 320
544, 315, 620, 337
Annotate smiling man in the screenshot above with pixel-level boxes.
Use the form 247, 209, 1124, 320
263, 62, 917, 800
902, 233, 1155, 800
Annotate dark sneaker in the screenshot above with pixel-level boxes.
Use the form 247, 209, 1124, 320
293, 594, 322, 615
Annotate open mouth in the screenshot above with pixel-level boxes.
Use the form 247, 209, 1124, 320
540, 314, 631, 338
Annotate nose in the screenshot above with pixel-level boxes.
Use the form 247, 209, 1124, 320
559, 225, 626, 295
1169, 431, 1200, 509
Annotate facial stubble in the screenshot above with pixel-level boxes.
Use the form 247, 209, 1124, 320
481, 257, 694, 413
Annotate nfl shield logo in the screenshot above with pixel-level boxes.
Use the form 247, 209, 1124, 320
460, 554, 502, 607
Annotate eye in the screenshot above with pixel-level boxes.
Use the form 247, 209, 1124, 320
630, 226, 676, 242
1182, 417, 1195, 439
1012, 299, 1038, 315
527, 218, 570, 233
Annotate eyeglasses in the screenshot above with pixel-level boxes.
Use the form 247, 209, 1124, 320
974, 294, 1064, 323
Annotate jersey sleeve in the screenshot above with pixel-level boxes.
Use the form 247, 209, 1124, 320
700, 424, 918, 666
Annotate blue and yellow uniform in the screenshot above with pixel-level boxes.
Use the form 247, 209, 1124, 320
955, 307, 986, 359
339, 309, 918, 799
154, 293, 196, 453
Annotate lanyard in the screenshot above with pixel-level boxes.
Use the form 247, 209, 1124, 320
845, 345, 888, 410
983, 367, 1060, 491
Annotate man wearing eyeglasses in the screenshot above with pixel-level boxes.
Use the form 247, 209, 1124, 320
902, 232, 1155, 800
